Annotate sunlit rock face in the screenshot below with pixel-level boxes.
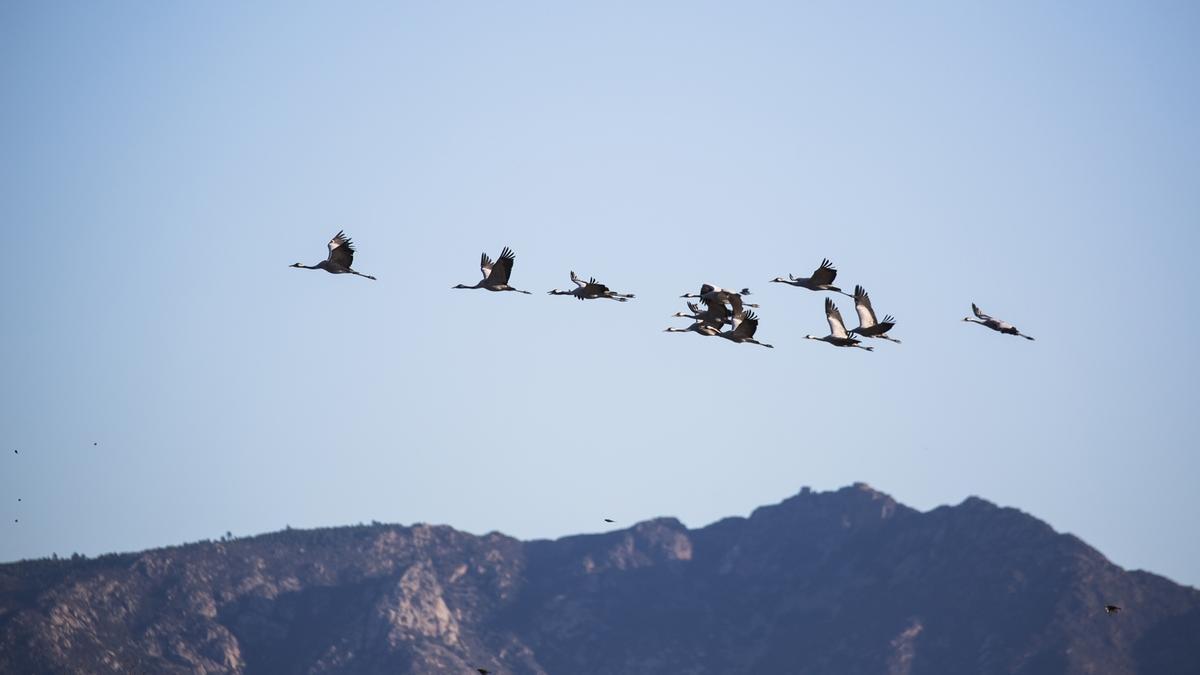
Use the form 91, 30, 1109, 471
2, 485, 1198, 674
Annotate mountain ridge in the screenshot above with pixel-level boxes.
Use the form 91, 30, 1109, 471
1, 483, 1197, 674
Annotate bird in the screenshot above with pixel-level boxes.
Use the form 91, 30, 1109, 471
681, 285, 757, 322
603, 518, 615, 523
12, 450, 16, 454
672, 301, 732, 331
664, 321, 720, 337
805, 297, 874, 351
715, 310, 774, 348
963, 303, 1034, 340
453, 247, 531, 294
16, 498, 20, 502
476, 669, 492, 675
848, 285, 901, 343
1105, 604, 1122, 615
290, 231, 377, 280
770, 258, 851, 295
548, 271, 634, 301
92, 442, 97, 446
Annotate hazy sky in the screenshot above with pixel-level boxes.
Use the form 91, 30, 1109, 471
2, 2, 1198, 586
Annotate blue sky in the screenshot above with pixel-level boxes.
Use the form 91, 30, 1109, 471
2, 2, 1198, 586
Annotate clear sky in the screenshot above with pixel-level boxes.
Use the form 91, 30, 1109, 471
2, 2, 1198, 586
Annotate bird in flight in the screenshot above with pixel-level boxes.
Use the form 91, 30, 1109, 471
1105, 604, 1122, 615
290, 231, 377, 280
963, 303, 1034, 340
715, 310, 774, 348
681, 285, 756, 323
805, 298, 874, 351
849, 285, 901, 344
548, 271, 634, 301
454, 247, 531, 294
771, 258, 851, 295
603, 518, 615, 523
476, 669, 492, 675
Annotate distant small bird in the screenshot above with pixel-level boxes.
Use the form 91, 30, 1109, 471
93, 442, 97, 446
476, 669, 492, 675
12, 450, 16, 454
1105, 604, 1122, 615
715, 310, 774, 348
771, 258, 851, 295
963, 303, 1034, 340
806, 298, 874, 351
290, 231, 377, 280
849, 285, 901, 343
13, 519, 17, 523
604, 518, 615, 523
548, 271, 634, 301
453, 247, 531, 293
16, 498, 20, 502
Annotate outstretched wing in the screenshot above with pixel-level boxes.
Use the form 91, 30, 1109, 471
853, 285, 877, 328
810, 258, 838, 286
480, 252, 495, 279
825, 297, 849, 338
736, 310, 760, 338
327, 231, 356, 269
971, 303, 993, 321
699, 296, 731, 326
485, 246, 516, 285
570, 271, 586, 287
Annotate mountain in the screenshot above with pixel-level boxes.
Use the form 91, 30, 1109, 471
1, 483, 1197, 674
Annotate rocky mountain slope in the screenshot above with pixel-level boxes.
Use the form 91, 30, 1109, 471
1, 484, 1197, 674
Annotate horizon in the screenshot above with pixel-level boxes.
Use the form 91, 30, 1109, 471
3, 2, 1198, 589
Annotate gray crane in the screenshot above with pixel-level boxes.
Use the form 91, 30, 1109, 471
548, 271, 635, 301
453, 247, 532, 294
963, 303, 1034, 340
290, 231, 377, 280
805, 297, 874, 351
849, 285, 901, 343
770, 258, 850, 295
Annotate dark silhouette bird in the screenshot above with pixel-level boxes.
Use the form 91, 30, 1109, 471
806, 298, 874, 351
964, 303, 1034, 340
16, 498, 20, 502
848, 285, 901, 343
672, 300, 732, 331
454, 247, 531, 293
290, 231, 377, 280
1105, 604, 1122, 615
681, 285, 757, 323
715, 310, 774, 348
93, 442, 97, 446
476, 669, 492, 675
770, 258, 851, 295
548, 271, 634, 301
12, 450, 16, 454
603, 518, 615, 523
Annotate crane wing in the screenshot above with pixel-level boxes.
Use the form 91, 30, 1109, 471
853, 285, 878, 328
737, 310, 760, 338
971, 303, 993, 321
485, 246, 516, 285
825, 297, 849, 338
810, 258, 838, 286
327, 231, 356, 269
480, 252, 495, 279
570, 271, 586, 287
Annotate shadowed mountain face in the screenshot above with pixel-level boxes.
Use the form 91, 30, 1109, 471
1, 484, 1197, 674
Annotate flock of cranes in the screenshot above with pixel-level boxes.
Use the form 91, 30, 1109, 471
291, 232, 1036, 347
